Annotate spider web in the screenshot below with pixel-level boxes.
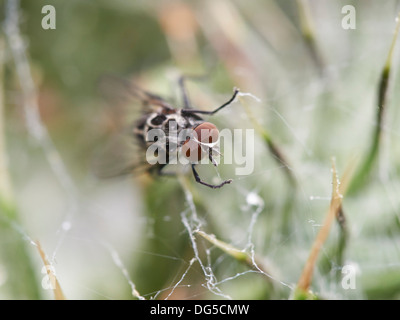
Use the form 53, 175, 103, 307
2, 0, 400, 301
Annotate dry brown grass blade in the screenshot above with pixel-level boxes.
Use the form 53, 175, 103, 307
36, 241, 66, 300
296, 159, 351, 298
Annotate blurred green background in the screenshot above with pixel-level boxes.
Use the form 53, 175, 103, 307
1, 0, 400, 299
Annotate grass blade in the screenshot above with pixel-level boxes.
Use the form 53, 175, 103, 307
348, 11, 400, 194
195, 230, 276, 286
238, 94, 296, 186
295, 0, 324, 72
295, 158, 350, 299
36, 241, 66, 300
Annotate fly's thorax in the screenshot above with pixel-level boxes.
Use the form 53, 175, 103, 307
137, 111, 204, 152
139, 113, 221, 163
146, 113, 167, 127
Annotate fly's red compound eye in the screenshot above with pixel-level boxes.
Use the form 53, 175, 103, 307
181, 122, 219, 162
181, 138, 204, 162
193, 122, 219, 144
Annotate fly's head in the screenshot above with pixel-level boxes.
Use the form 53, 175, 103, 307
181, 122, 220, 165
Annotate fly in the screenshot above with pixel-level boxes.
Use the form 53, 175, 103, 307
96, 75, 239, 189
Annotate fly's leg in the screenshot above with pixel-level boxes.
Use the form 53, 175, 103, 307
178, 76, 192, 109
191, 164, 232, 189
209, 148, 218, 167
178, 75, 209, 109
181, 88, 239, 116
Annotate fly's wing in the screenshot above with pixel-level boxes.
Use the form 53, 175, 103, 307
91, 131, 152, 179
92, 75, 171, 179
98, 75, 174, 122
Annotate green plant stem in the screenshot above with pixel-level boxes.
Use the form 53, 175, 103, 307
296, 0, 324, 72
335, 205, 349, 275
238, 96, 296, 186
348, 12, 400, 194
195, 230, 275, 286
